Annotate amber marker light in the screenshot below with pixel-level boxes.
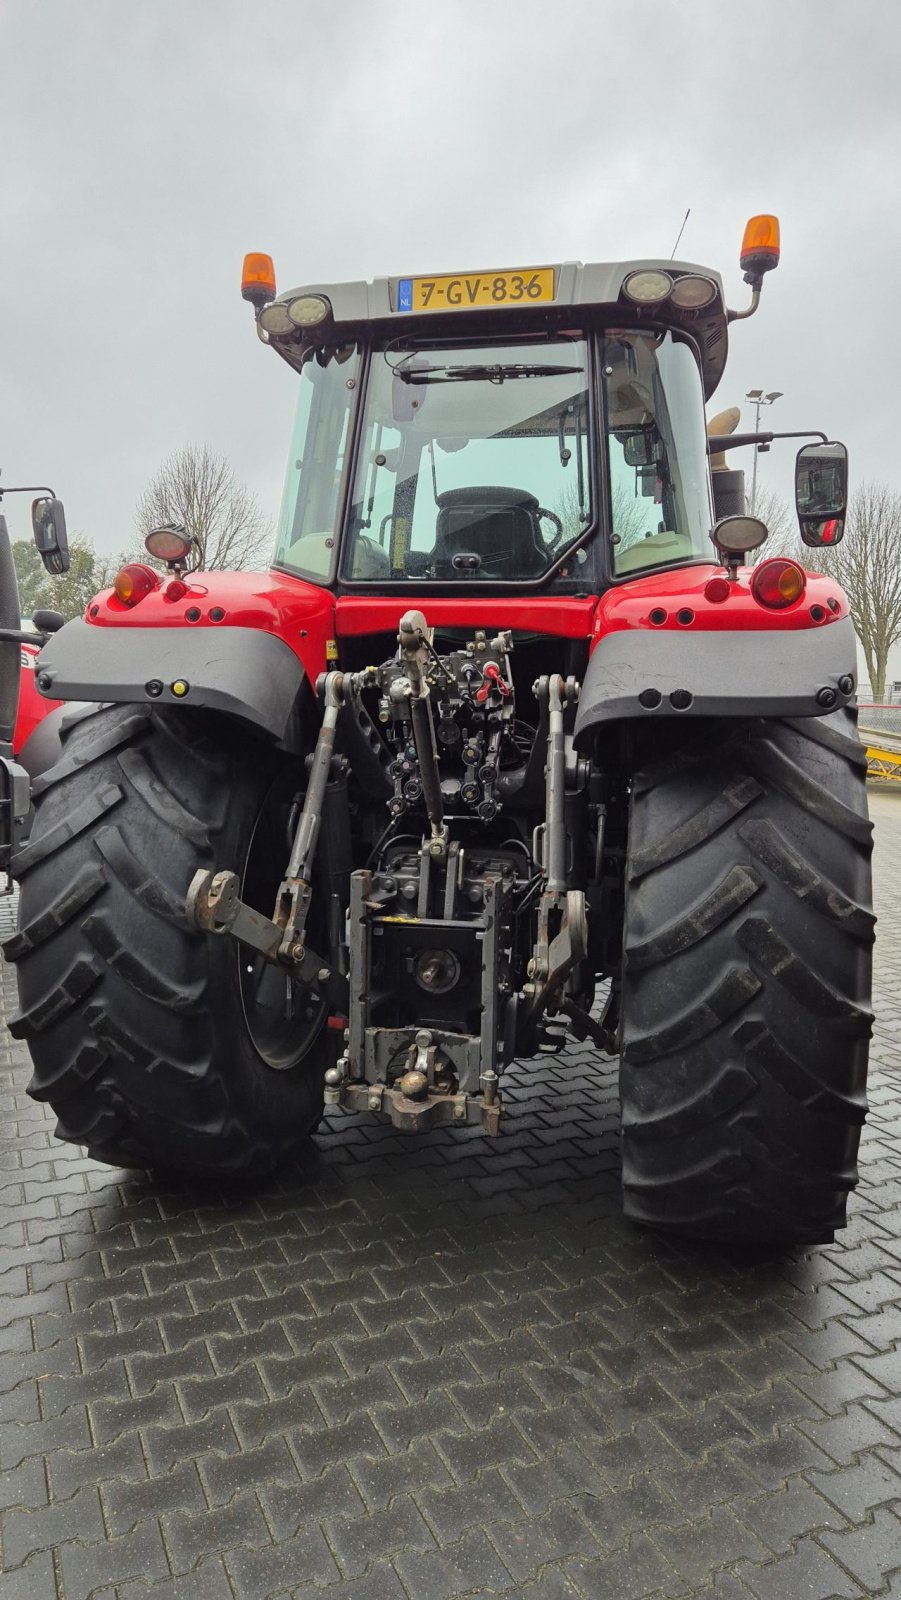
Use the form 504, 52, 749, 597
740, 215, 781, 279
241, 252, 277, 307
750, 557, 806, 610
113, 563, 158, 606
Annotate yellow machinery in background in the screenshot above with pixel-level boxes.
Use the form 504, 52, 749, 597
866, 743, 901, 783
861, 723, 901, 783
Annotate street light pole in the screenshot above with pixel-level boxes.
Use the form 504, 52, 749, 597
744, 388, 783, 514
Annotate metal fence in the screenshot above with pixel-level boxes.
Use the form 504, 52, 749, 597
859, 704, 901, 737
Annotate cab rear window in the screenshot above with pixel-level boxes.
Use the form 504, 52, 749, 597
343, 340, 592, 583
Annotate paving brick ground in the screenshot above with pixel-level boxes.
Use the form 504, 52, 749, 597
1, 792, 900, 1599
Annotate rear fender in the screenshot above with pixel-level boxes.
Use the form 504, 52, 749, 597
573, 616, 859, 747
32, 619, 309, 751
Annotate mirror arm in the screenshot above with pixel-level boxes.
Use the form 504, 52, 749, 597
0, 484, 57, 501
707, 429, 829, 455
0, 629, 46, 647
707, 431, 774, 454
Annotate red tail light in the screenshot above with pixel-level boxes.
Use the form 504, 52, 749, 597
703, 577, 732, 603
750, 558, 806, 610
113, 563, 159, 606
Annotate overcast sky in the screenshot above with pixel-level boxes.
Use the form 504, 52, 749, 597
3, 0, 901, 678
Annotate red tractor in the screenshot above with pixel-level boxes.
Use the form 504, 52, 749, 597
0, 486, 68, 882
8, 216, 872, 1244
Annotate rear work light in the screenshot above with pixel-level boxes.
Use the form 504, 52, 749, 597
258, 301, 296, 335
670, 275, 718, 310
750, 557, 806, 610
113, 563, 159, 606
622, 269, 672, 305
145, 525, 193, 565
287, 294, 331, 328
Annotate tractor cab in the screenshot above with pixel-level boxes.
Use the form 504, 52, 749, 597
246, 254, 736, 597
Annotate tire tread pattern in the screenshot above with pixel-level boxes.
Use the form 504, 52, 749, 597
620, 709, 873, 1244
9, 705, 325, 1176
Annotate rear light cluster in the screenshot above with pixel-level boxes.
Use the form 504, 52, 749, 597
750, 558, 806, 610
701, 560, 807, 612
113, 563, 159, 606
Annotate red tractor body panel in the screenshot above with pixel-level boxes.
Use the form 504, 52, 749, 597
334, 569, 850, 657
14, 646, 62, 755
590, 564, 849, 642
73, 559, 851, 704
334, 595, 597, 642
85, 569, 336, 686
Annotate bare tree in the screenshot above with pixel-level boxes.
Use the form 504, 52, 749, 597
12, 540, 52, 618
136, 445, 272, 571
804, 483, 901, 702
558, 480, 650, 554
730, 484, 901, 702
750, 487, 797, 554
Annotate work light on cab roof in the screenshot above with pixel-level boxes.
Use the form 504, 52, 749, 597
239, 214, 782, 392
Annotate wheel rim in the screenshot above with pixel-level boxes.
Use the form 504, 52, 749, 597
238, 769, 327, 1071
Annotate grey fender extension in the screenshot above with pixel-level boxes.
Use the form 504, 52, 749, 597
32, 619, 307, 750
574, 616, 858, 746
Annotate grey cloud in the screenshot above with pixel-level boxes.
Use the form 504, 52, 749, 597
2, 0, 900, 673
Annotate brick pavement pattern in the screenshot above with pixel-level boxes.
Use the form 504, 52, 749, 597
1, 792, 901, 1599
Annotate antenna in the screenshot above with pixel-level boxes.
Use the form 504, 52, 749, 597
670, 207, 691, 260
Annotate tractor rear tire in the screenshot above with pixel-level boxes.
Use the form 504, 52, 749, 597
620, 709, 874, 1245
5, 703, 329, 1177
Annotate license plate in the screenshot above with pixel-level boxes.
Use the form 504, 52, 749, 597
396, 267, 555, 313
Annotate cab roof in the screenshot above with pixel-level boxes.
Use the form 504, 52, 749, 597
264, 258, 730, 399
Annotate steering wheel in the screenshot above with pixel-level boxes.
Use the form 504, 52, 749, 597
537, 507, 565, 551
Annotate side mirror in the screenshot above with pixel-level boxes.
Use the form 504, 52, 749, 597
31, 496, 70, 575
621, 430, 657, 468
795, 441, 848, 546
637, 464, 658, 499
31, 609, 66, 635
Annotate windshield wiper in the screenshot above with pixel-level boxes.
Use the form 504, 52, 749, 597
395, 362, 582, 385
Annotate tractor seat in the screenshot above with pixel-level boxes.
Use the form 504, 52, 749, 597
433, 487, 546, 579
